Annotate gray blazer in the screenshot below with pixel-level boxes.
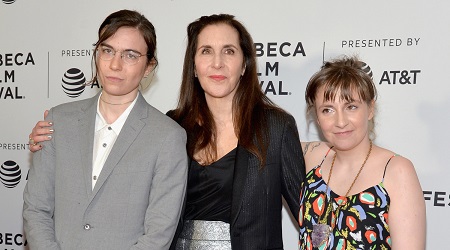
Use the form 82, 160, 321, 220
23, 92, 188, 250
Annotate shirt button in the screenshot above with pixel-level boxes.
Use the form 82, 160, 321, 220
108, 126, 112, 130
93, 176, 97, 180
102, 143, 107, 147
84, 224, 91, 230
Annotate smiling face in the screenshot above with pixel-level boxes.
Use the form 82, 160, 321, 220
194, 23, 245, 103
96, 26, 154, 100
315, 87, 374, 151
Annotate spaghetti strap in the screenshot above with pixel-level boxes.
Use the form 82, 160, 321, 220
382, 154, 398, 181
318, 146, 334, 167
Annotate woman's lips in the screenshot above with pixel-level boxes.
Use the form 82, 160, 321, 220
209, 75, 226, 81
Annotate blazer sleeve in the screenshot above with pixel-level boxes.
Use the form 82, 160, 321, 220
131, 127, 188, 250
280, 114, 306, 221
23, 108, 61, 250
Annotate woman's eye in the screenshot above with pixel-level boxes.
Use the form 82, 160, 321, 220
102, 48, 113, 54
224, 48, 235, 54
347, 105, 357, 110
322, 108, 332, 114
126, 52, 139, 60
201, 48, 211, 54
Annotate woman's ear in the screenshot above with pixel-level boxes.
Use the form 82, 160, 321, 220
369, 100, 375, 120
368, 100, 375, 120
241, 64, 246, 76
144, 59, 157, 77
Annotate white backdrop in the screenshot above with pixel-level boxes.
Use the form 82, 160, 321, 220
1, 1, 449, 249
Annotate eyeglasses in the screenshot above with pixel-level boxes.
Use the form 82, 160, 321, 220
97, 46, 149, 65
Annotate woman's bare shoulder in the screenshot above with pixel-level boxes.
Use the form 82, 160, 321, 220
301, 141, 332, 155
301, 141, 333, 171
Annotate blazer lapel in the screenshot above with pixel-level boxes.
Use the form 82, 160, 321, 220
78, 94, 99, 197
230, 145, 249, 227
89, 93, 147, 200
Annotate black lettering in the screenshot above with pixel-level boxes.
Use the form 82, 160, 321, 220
0, 53, 34, 66
409, 70, 421, 84
423, 191, 432, 201
90, 81, 101, 89
254, 43, 263, 57
379, 71, 392, 85
254, 42, 305, 57
14, 234, 23, 246
0, 87, 23, 99
390, 71, 400, 84
434, 192, 445, 207
267, 43, 277, 57
4, 70, 14, 83
293, 42, 306, 56
278, 81, 288, 95
5, 53, 13, 66
25, 52, 35, 65
265, 62, 279, 76
279, 42, 291, 57
264, 81, 276, 95
5, 233, 12, 245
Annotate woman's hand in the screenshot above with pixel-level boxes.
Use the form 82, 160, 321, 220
28, 110, 53, 152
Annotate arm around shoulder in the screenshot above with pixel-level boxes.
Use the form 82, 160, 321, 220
383, 156, 426, 249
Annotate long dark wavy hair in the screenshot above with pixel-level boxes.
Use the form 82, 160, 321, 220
170, 14, 281, 166
90, 9, 158, 85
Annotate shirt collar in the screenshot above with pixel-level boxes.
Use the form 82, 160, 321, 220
95, 92, 139, 134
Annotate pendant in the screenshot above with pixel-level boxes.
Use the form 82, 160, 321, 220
312, 223, 331, 248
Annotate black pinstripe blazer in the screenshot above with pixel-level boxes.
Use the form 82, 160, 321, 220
169, 108, 306, 249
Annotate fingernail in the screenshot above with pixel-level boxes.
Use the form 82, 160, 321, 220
49, 129, 54, 132
48, 135, 52, 139
48, 122, 53, 125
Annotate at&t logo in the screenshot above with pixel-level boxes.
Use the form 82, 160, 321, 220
0, 160, 22, 188
361, 61, 373, 79
379, 69, 421, 85
62, 68, 86, 98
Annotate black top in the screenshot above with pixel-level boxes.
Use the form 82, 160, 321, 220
183, 147, 237, 223
168, 108, 306, 250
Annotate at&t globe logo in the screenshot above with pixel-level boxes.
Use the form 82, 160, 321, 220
62, 68, 86, 98
361, 61, 373, 79
0, 160, 22, 188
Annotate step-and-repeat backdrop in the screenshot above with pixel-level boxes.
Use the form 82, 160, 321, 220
1, 1, 448, 249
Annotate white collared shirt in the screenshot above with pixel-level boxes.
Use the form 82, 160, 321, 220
91, 93, 138, 190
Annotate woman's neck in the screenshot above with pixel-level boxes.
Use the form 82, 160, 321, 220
205, 98, 234, 126
332, 139, 373, 169
99, 91, 137, 124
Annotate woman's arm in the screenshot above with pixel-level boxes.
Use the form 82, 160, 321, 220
384, 156, 426, 249
301, 141, 331, 173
